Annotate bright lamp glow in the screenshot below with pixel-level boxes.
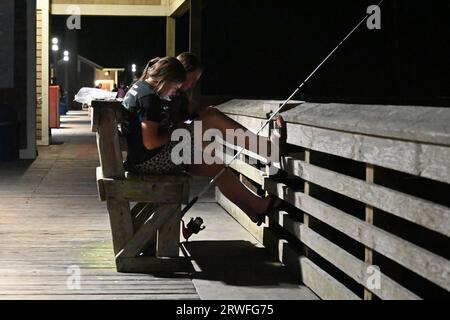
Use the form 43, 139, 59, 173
131, 64, 136, 72
63, 50, 69, 62
52, 37, 58, 44
52, 44, 59, 51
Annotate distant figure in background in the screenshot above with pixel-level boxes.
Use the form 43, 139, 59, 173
95, 83, 102, 90
112, 83, 118, 92
116, 83, 126, 99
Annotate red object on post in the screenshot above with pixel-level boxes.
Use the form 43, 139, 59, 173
49, 85, 60, 128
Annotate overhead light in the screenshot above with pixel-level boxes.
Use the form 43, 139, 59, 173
63, 50, 69, 62
52, 37, 58, 44
104, 71, 110, 76
131, 64, 136, 73
52, 44, 59, 51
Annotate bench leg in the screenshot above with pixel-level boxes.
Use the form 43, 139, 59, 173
132, 202, 158, 233
106, 199, 134, 256
132, 202, 158, 256
157, 204, 182, 257
114, 204, 188, 274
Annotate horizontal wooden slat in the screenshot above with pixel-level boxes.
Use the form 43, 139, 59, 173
286, 123, 450, 184
271, 210, 420, 300
216, 188, 264, 242
217, 185, 420, 300
116, 257, 190, 274
51, 3, 167, 16
215, 136, 270, 165
102, 180, 186, 204
278, 156, 450, 237
52, 0, 162, 4
282, 103, 450, 147
263, 228, 360, 300
265, 179, 450, 291
215, 149, 266, 186
217, 188, 357, 300
226, 114, 271, 137
299, 255, 360, 300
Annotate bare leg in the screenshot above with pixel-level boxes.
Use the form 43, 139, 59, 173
195, 107, 285, 157
189, 162, 271, 222
182, 107, 285, 223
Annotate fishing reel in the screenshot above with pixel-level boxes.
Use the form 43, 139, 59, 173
182, 217, 206, 241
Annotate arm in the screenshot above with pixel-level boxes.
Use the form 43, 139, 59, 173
141, 120, 172, 150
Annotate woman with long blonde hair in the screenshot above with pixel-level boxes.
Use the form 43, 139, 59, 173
122, 56, 285, 225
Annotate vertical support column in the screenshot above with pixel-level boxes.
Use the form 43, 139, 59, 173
190, 0, 202, 95
166, 16, 176, 57
64, 26, 79, 110
303, 150, 311, 257
364, 164, 375, 300
37, 0, 50, 146
22, 0, 37, 159
189, 0, 202, 57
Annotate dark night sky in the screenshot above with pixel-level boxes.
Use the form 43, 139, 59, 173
52, 0, 450, 106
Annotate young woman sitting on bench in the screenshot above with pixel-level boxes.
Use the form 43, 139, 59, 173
122, 56, 285, 225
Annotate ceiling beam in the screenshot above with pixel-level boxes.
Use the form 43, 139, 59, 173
51, 4, 168, 16
169, 0, 189, 17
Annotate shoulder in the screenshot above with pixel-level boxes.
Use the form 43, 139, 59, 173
131, 81, 160, 104
130, 80, 155, 97
122, 81, 160, 112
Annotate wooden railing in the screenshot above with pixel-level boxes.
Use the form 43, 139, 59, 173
214, 100, 450, 300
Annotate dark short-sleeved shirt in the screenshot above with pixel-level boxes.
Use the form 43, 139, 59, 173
121, 80, 174, 164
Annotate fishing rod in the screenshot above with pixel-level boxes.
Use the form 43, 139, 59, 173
181, 0, 384, 239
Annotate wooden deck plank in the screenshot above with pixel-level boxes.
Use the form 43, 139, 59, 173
0, 114, 199, 300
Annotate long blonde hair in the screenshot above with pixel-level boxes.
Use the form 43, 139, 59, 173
140, 57, 186, 95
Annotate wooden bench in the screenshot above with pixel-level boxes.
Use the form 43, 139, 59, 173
91, 100, 191, 274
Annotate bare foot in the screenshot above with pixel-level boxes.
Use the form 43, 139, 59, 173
270, 115, 287, 161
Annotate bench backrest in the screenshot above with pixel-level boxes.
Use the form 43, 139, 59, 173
91, 100, 128, 180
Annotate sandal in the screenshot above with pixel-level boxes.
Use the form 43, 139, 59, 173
256, 196, 284, 226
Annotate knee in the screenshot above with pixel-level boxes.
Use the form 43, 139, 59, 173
199, 106, 222, 121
